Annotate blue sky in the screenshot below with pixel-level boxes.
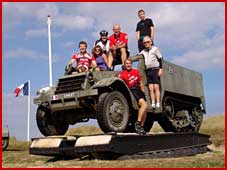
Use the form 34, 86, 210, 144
2, 2, 225, 140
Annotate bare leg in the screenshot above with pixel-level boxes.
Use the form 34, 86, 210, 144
120, 47, 127, 64
138, 99, 147, 126
149, 84, 155, 104
154, 84, 160, 104
108, 51, 114, 68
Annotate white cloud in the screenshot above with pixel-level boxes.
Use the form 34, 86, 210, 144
55, 15, 94, 31
172, 46, 224, 70
171, 31, 224, 71
63, 41, 75, 48
5, 48, 62, 64
3, 2, 224, 71
6, 48, 35, 58
5, 48, 46, 60
25, 28, 47, 38
24, 28, 63, 38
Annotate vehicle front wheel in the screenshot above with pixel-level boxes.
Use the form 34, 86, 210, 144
96, 91, 130, 133
36, 106, 69, 136
2, 138, 9, 151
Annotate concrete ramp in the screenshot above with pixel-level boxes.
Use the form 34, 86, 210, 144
30, 132, 211, 159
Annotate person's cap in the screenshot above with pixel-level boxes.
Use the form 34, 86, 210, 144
100, 30, 108, 36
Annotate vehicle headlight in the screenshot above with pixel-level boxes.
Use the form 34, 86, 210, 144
36, 87, 51, 95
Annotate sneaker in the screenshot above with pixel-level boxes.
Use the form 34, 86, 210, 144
107, 67, 112, 71
151, 103, 155, 108
155, 106, 161, 113
134, 122, 146, 135
156, 102, 160, 108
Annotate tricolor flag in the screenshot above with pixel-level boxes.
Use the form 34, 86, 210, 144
14, 81, 29, 97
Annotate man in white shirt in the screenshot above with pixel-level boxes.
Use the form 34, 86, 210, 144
94, 30, 110, 55
140, 36, 163, 111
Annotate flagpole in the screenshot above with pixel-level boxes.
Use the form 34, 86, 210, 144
27, 80, 30, 141
47, 15, 53, 87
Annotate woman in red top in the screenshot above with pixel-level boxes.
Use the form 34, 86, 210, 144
119, 58, 147, 135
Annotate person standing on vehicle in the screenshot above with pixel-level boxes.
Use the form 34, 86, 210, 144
140, 36, 163, 111
136, 9, 154, 52
119, 58, 147, 135
66, 41, 99, 73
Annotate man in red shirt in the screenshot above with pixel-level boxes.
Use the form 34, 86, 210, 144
108, 24, 128, 69
66, 41, 99, 74
119, 58, 147, 135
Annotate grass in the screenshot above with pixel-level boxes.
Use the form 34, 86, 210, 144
151, 114, 225, 147
2, 114, 225, 168
199, 114, 225, 146
66, 125, 103, 136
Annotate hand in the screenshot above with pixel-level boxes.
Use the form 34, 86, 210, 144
112, 46, 117, 50
158, 69, 163, 77
65, 64, 71, 71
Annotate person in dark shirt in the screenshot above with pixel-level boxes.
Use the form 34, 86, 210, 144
136, 9, 154, 52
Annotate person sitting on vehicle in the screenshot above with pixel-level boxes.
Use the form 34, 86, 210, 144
108, 24, 129, 70
140, 36, 163, 111
94, 30, 110, 55
65, 41, 99, 74
92, 45, 108, 71
119, 58, 147, 135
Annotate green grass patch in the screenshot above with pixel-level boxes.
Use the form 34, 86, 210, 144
2, 114, 225, 168
7, 136, 31, 151
199, 114, 225, 146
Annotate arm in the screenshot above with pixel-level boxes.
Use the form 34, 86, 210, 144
137, 70, 144, 92
149, 19, 154, 40
139, 80, 145, 92
68, 58, 76, 66
102, 53, 108, 65
117, 43, 126, 49
150, 26, 154, 40
117, 33, 128, 49
158, 68, 163, 77
109, 37, 116, 51
136, 31, 140, 41
91, 60, 100, 71
155, 47, 163, 76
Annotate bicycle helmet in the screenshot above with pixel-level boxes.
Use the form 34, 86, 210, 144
100, 30, 108, 36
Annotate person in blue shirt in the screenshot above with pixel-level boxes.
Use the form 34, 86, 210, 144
92, 45, 108, 71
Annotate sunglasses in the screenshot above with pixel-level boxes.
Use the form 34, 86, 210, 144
143, 41, 151, 44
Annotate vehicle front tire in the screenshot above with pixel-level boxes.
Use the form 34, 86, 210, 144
2, 138, 9, 151
96, 91, 130, 133
36, 106, 69, 136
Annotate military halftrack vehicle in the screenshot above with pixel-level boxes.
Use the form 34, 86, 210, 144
34, 54, 205, 136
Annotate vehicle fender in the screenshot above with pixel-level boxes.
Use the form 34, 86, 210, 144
91, 77, 139, 110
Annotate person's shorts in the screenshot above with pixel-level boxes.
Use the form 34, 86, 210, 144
130, 88, 146, 103
146, 68, 160, 84
113, 47, 129, 65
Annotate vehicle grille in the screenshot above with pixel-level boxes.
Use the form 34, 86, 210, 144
55, 75, 86, 94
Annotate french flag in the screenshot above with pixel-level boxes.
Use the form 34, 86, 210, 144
14, 81, 29, 97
